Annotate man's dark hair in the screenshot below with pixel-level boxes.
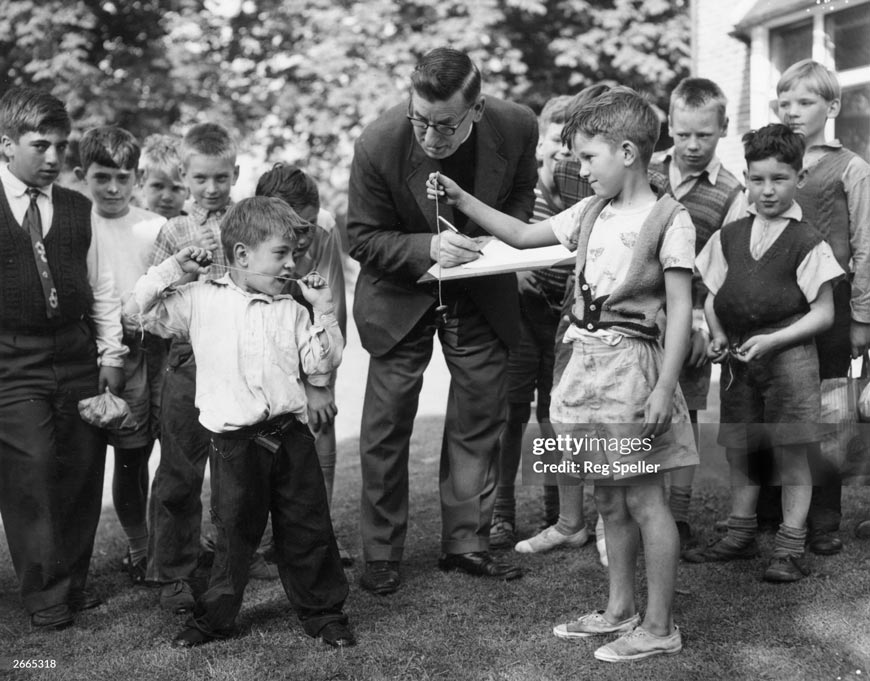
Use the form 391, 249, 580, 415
742, 123, 804, 173
0, 86, 71, 141
79, 126, 141, 171
411, 47, 481, 104
255, 163, 320, 213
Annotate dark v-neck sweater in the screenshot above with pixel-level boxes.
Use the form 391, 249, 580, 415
713, 216, 822, 335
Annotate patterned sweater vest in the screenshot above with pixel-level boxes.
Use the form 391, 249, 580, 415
795, 148, 854, 273
713, 216, 821, 335
569, 194, 685, 340
0, 181, 93, 332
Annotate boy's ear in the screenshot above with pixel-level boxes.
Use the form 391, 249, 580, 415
232, 165, 240, 186
797, 167, 808, 189
233, 242, 248, 265
74, 166, 86, 182
620, 140, 638, 166
826, 98, 841, 119
719, 115, 729, 137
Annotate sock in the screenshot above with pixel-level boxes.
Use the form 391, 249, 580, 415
668, 485, 692, 524
542, 485, 560, 526
494, 486, 516, 523
123, 524, 149, 564
773, 523, 807, 557
724, 514, 757, 547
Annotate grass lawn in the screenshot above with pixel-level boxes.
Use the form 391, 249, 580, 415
2, 413, 870, 680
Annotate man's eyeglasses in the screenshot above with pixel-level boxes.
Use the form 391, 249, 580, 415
406, 101, 473, 137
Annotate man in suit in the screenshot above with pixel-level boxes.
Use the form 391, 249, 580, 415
347, 47, 538, 594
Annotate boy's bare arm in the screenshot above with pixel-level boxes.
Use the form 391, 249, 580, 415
643, 268, 692, 439
735, 281, 835, 362
703, 294, 729, 362
427, 172, 558, 249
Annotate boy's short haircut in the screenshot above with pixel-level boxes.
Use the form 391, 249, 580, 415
742, 123, 805, 173
539, 95, 573, 131
140, 134, 183, 180
562, 83, 612, 132
254, 163, 320, 213
0, 86, 71, 140
180, 122, 237, 167
777, 59, 840, 101
411, 47, 481, 105
79, 126, 141, 171
220, 196, 304, 263
670, 77, 728, 126
562, 85, 660, 164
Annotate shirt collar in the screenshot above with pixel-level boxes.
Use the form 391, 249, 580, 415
209, 272, 295, 302
190, 201, 231, 226
807, 139, 843, 151
748, 200, 803, 222
663, 148, 722, 186
0, 163, 52, 200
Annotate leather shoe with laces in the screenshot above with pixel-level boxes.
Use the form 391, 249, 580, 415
171, 627, 215, 648
359, 561, 400, 595
30, 604, 74, 631
807, 530, 842, 555
318, 621, 356, 648
438, 551, 523, 580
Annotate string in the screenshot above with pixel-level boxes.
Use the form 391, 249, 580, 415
433, 171, 447, 324
220, 264, 323, 283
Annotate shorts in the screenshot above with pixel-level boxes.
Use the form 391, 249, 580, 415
678, 361, 712, 411
718, 338, 821, 449
550, 333, 698, 481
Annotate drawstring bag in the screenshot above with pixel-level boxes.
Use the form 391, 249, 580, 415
78, 387, 138, 430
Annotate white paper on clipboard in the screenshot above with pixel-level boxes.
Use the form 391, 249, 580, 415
418, 239, 574, 283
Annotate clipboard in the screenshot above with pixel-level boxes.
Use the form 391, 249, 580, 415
418, 238, 574, 283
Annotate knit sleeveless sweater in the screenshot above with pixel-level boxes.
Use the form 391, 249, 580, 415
648, 157, 743, 253
795, 147, 854, 272
713, 216, 822, 335
0, 181, 93, 332
569, 194, 686, 340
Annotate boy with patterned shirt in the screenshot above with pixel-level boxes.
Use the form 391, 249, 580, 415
647, 77, 743, 549
75, 126, 166, 583
146, 122, 241, 609
0, 87, 126, 630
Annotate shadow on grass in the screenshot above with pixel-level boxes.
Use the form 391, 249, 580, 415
1, 413, 869, 680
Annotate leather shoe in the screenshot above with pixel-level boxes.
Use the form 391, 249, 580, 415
855, 519, 870, 539
438, 551, 523, 580
807, 530, 843, 555
318, 621, 356, 648
171, 627, 215, 648
30, 604, 74, 631
69, 588, 102, 611
359, 561, 400, 595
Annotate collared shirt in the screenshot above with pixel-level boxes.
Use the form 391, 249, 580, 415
150, 201, 231, 279
0, 163, 127, 367
660, 148, 724, 200
127, 256, 343, 433
697, 201, 844, 304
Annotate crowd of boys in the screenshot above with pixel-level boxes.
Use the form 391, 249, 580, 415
1, 45, 869, 664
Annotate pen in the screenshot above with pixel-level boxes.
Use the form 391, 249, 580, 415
438, 216, 483, 253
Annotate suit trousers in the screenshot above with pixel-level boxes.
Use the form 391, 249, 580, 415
359, 303, 507, 562
146, 340, 212, 583
0, 321, 105, 614
189, 418, 348, 638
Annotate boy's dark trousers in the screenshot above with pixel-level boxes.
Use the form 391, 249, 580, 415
0, 321, 106, 614
147, 339, 212, 583
189, 416, 348, 638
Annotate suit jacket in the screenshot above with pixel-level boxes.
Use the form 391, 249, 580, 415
347, 96, 538, 357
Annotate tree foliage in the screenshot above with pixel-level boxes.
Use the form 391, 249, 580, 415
1, 0, 690, 215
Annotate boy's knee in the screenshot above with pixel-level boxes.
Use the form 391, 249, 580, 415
594, 486, 626, 519
624, 484, 666, 522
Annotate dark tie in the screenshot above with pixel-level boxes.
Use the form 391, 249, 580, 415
23, 187, 60, 319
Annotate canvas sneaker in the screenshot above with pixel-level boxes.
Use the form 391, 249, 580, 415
515, 525, 590, 554
594, 625, 682, 662
553, 610, 641, 640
